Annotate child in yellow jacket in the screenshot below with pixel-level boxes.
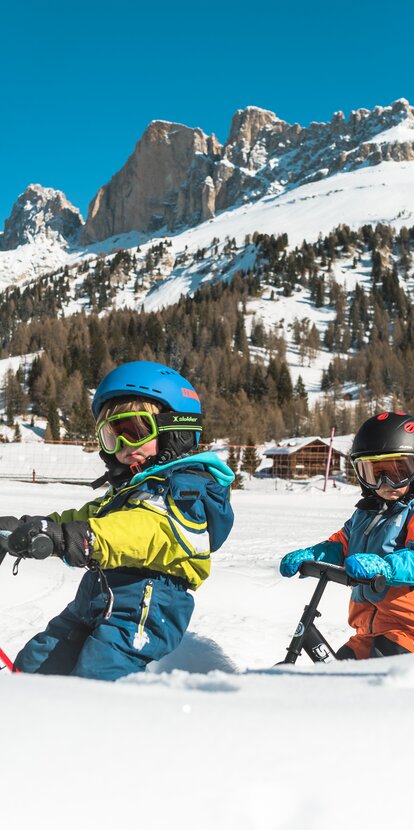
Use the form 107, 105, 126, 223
2, 361, 234, 680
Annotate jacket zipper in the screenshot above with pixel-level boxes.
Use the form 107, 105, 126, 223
133, 580, 153, 651
362, 504, 388, 635
369, 607, 378, 633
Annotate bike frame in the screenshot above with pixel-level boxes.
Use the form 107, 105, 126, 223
279, 561, 386, 664
0, 646, 19, 673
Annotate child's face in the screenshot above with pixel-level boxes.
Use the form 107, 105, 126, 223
375, 482, 409, 501
115, 437, 159, 467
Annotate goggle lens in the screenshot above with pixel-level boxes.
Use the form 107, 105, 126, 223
354, 454, 414, 489
97, 412, 157, 454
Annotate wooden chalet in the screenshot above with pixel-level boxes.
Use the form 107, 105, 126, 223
264, 436, 349, 480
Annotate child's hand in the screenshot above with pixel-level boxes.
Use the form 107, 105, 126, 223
345, 554, 392, 584
7, 518, 94, 567
279, 547, 316, 577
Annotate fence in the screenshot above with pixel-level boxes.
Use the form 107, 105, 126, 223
0, 442, 103, 484
0, 437, 353, 486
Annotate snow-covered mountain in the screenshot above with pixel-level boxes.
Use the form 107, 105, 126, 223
0, 184, 82, 251
2, 98, 414, 290
81, 97, 414, 242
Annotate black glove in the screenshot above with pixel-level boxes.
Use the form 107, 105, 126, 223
7, 517, 94, 567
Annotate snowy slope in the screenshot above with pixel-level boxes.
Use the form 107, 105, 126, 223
2, 159, 414, 292
1, 479, 413, 830
94, 159, 414, 312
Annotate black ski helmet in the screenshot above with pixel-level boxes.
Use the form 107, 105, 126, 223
351, 412, 414, 461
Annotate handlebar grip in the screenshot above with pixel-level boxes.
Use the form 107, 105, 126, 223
30, 534, 54, 560
298, 560, 387, 593
299, 560, 349, 585
6, 526, 54, 560
370, 573, 386, 593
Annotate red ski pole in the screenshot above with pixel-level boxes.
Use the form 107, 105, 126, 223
0, 646, 19, 673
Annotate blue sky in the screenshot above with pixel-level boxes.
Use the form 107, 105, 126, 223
1, 0, 413, 227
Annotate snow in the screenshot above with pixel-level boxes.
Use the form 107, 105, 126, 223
0, 234, 73, 289
1, 475, 413, 829
365, 119, 414, 145
130, 160, 414, 318
4, 159, 414, 293
0, 352, 41, 386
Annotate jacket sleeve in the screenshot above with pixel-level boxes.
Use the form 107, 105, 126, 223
327, 516, 352, 558
167, 470, 234, 552
47, 499, 104, 523
203, 480, 234, 551
310, 540, 344, 565
383, 515, 414, 585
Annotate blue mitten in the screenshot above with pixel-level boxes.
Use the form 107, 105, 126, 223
280, 541, 343, 578
280, 547, 316, 577
345, 554, 392, 583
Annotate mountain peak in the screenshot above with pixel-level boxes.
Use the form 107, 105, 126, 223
0, 184, 83, 251
226, 106, 281, 146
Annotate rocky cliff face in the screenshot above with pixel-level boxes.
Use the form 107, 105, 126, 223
4, 100, 414, 250
81, 98, 414, 243
82, 121, 212, 243
0, 184, 83, 250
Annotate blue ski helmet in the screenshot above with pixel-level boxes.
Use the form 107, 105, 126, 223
92, 361, 201, 420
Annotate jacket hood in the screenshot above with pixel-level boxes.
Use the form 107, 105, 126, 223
130, 451, 235, 488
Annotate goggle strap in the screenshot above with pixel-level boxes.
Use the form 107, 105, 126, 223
155, 412, 203, 432
354, 453, 414, 463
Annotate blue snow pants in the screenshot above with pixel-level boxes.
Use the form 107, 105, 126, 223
14, 568, 194, 681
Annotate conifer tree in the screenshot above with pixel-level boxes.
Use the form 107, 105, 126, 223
277, 363, 293, 405
226, 444, 243, 489
46, 400, 60, 441
241, 438, 261, 478
66, 386, 96, 441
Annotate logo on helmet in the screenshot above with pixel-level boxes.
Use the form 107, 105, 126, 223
181, 387, 199, 401
377, 413, 389, 420
404, 422, 414, 433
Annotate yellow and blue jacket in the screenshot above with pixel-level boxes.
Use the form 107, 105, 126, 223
47, 452, 235, 591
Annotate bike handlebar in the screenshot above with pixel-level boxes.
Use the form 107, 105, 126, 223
299, 560, 386, 594
0, 529, 53, 561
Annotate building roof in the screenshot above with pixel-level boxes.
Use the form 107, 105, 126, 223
264, 434, 353, 457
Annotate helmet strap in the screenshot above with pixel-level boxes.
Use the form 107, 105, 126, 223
153, 411, 202, 465
156, 430, 198, 465
91, 451, 134, 490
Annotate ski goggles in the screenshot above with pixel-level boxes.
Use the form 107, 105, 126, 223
97, 410, 203, 454
352, 453, 414, 490
97, 411, 159, 454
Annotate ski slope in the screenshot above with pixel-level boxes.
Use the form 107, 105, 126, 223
1, 478, 413, 829
2, 159, 414, 291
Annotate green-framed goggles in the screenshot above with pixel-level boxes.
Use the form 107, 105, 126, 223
96, 410, 203, 455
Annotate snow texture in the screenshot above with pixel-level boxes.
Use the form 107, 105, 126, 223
1, 476, 413, 829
